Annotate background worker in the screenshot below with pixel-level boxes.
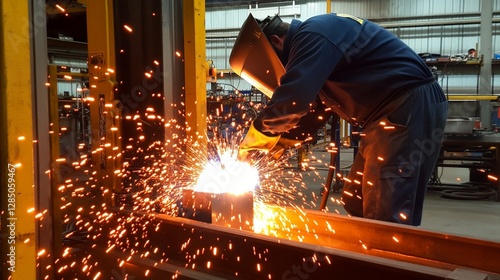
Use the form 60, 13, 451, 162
235, 13, 448, 226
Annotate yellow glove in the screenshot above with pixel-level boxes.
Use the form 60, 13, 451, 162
238, 122, 280, 161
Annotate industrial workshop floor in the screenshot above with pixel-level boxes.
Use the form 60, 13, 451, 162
293, 144, 500, 243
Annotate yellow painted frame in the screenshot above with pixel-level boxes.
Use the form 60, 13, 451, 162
0, 1, 37, 279
183, 0, 208, 149
86, 0, 122, 204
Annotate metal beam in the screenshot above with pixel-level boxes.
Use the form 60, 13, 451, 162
479, 0, 493, 129
169, 206, 500, 277
47, 65, 63, 273
86, 0, 122, 205
183, 0, 208, 149
162, 1, 186, 145
30, 0, 56, 278
377, 18, 500, 29
264, 206, 500, 275
84, 208, 500, 279
206, 18, 500, 39
447, 95, 498, 101
0, 1, 37, 279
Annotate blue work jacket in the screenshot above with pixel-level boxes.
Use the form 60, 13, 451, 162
255, 13, 435, 135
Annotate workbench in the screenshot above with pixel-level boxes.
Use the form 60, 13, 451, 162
433, 132, 500, 201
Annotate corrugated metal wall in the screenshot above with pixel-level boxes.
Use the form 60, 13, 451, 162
206, 0, 500, 95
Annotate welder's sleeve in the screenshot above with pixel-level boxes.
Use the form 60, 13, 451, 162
255, 32, 342, 135
238, 122, 281, 160
280, 98, 333, 142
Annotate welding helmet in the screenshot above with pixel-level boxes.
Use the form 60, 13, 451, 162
257, 14, 285, 39
229, 13, 285, 98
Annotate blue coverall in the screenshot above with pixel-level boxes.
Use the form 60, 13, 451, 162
253, 13, 448, 226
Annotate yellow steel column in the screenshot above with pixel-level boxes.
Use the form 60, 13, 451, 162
326, 0, 331, 13
0, 1, 37, 280
183, 0, 208, 149
86, 0, 122, 205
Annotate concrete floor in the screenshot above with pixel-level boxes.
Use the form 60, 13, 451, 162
290, 144, 500, 243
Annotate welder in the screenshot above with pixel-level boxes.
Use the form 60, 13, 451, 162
231, 13, 448, 226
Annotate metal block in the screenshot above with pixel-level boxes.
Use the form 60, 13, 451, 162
180, 189, 213, 223
211, 192, 254, 230
180, 189, 254, 231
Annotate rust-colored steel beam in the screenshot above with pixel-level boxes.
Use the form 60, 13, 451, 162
265, 205, 500, 276
62, 205, 499, 279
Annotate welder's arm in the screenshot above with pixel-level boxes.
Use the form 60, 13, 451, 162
239, 33, 341, 160
239, 95, 334, 161
256, 32, 342, 135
